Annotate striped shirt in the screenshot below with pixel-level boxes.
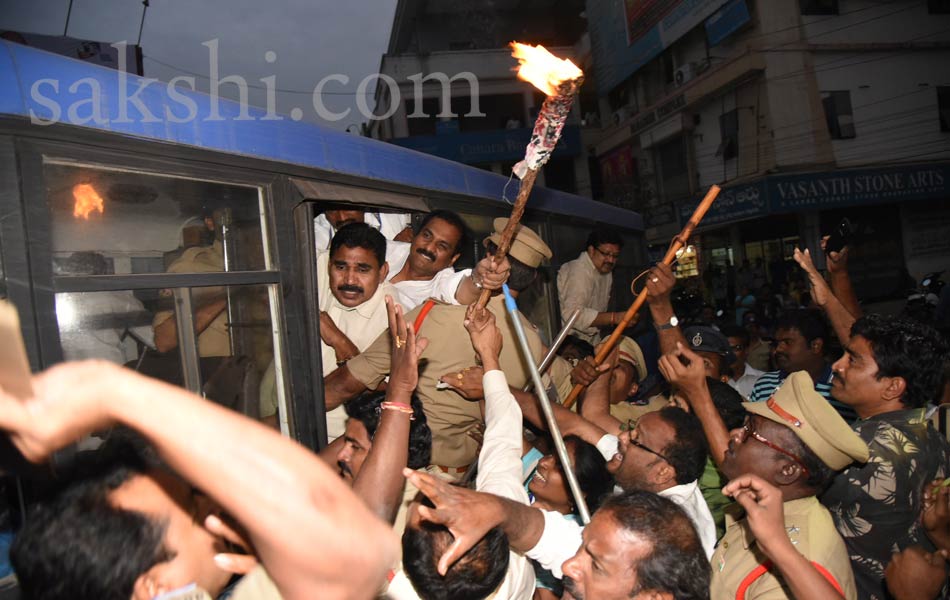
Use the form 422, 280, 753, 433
748, 366, 857, 423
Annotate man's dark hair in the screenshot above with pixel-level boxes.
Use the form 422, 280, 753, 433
344, 389, 432, 469
485, 240, 536, 292
585, 228, 624, 250
565, 435, 614, 513
600, 491, 710, 600
720, 324, 750, 348
11, 442, 172, 600
402, 494, 509, 600
417, 210, 470, 256
329, 222, 387, 267
706, 378, 746, 430
850, 313, 950, 408
787, 435, 837, 493
558, 335, 595, 360
657, 407, 708, 485
775, 309, 828, 344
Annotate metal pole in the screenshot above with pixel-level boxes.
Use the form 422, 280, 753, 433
522, 308, 581, 392
502, 285, 590, 524
216, 209, 238, 356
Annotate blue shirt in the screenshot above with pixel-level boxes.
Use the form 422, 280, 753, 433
748, 365, 856, 422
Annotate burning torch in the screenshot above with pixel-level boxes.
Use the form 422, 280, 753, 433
475, 43, 584, 309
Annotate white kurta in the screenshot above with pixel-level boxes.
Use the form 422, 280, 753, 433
384, 241, 471, 310
556, 252, 612, 344
316, 250, 406, 441
385, 370, 536, 599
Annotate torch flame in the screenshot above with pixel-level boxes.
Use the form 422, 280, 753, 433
510, 42, 583, 96
72, 183, 104, 220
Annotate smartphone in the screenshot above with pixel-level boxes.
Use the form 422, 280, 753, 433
824, 218, 855, 255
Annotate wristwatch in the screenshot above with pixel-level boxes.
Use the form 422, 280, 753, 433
655, 315, 679, 331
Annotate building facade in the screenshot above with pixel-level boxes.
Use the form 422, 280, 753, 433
368, 0, 598, 198
586, 0, 950, 302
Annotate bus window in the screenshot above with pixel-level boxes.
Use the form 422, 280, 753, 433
44, 162, 267, 275
42, 162, 288, 432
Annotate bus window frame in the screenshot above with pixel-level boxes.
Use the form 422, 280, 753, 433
10, 137, 306, 443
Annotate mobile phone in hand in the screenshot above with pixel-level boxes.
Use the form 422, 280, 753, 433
825, 218, 856, 255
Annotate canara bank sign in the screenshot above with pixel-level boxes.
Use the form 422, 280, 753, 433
679, 163, 950, 226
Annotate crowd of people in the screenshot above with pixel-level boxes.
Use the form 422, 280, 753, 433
2, 209, 950, 600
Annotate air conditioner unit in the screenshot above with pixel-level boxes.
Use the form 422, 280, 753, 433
674, 63, 697, 87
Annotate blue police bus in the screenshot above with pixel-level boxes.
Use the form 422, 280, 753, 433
0, 40, 644, 450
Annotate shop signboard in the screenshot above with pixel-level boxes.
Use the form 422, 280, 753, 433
678, 179, 767, 226
770, 164, 950, 211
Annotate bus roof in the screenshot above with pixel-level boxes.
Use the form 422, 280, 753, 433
0, 41, 643, 230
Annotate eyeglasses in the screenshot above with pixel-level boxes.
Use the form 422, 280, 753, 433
739, 416, 810, 477
620, 419, 669, 464
593, 246, 621, 260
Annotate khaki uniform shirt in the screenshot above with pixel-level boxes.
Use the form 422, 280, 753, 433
346, 295, 544, 468
152, 241, 231, 357
710, 496, 857, 600
230, 567, 282, 599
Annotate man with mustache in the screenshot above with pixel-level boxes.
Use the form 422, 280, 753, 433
260, 223, 405, 440
386, 210, 510, 310
747, 309, 855, 422
324, 219, 551, 475
660, 344, 868, 599
557, 228, 626, 344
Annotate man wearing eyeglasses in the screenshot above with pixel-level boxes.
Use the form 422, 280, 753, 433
660, 345, 869, 599
557, 228, 626, 344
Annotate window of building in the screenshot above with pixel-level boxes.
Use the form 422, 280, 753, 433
800, 0, 838, 15
928, 0, 950, 14
939, 86, 950, 132
717, 109, 739, 161
821, 91, 856, 139
655, 135, 690, 200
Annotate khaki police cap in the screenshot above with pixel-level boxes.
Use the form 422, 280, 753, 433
485, 218, 553, 268
742, 371, 869, 470
617, 336, 648, 383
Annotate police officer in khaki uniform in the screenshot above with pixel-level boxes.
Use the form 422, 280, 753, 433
709, 371, 869, 600
152, 238, 231, 357
324, 218, 553, 472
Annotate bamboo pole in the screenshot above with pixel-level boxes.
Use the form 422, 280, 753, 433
563, 185, 722, 409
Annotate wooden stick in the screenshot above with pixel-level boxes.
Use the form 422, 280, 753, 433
475, 168, 539, 309
562, 185, 721, 409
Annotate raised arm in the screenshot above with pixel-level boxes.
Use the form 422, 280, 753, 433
510, 386, 607, 448
404, 468, 546, 573
658, 342, 730, 468
724, 475, 845, 600
0, 362, 397, 600
455, 256, 511, 305
821, 236, 862, 319
793, 248, 856, 345
352, 296, 427, 524
577, 346, 623, 436
645, 262, 688, 355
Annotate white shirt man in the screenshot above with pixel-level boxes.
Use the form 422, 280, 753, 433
387, 370, 535, 599
557, 231, 625, 344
